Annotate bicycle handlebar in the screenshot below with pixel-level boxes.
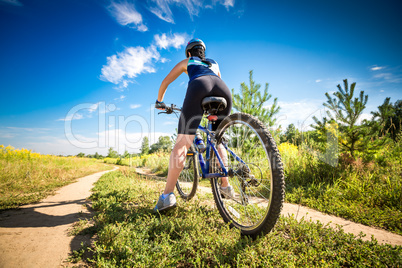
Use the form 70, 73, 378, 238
157, 104, 181, 115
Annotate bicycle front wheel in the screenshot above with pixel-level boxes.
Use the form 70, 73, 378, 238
176, 144, 199, 200
210, 113, 285, 237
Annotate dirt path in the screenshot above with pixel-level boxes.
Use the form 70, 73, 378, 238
135, 167, 402, 246
0, 168, 117, 268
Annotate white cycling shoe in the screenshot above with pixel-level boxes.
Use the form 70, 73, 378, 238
154, 192, 177, 212
220, 185, 235, 199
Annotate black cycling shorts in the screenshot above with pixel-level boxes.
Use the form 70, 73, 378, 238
178, 75, 232, 135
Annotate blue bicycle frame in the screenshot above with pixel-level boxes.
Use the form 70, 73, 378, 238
195, 121, 247, 179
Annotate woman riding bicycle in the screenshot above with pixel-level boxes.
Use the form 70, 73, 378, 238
154, 38, 234, 212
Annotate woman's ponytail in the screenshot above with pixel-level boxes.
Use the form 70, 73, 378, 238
189, 47, 212, 67
201, 59, 212, 67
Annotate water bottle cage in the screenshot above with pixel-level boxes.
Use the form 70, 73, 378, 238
195, 134, 206, 153
197, 146, 206, 153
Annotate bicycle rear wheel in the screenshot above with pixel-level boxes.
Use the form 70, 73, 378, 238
176, 144, 199, 200
210, 113, 285, 237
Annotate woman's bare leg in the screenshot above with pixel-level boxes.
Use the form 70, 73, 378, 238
163, 134, 195, 194
217, 143, 230, 187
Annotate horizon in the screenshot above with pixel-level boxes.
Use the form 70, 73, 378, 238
1, 0, 401, 155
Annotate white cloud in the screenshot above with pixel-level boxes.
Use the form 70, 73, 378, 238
88, 102, 101, 113
154, 33, 188, 49
24, 135, 111, 156
148, 0, 234, 23
26, 137, 85, 156
5, 121, 173, 155
222, 0, 235, 9
275, 100, 378, 131
130, 104, 141, 109
1, 127, 50, 139
100, 33, 189, 88
121, 80, 131, 88
148, 0, 174, 23
57, 113, 84, 122
373, 73, 392, 79
113, 80, 133, 91
356, 113, 372, 125
369, 65, 402, 83
95, 129, 171, 154
370, 66, 385, 71
176, 0, 203, 17
6, 126, 50, 132
148, 0, 202, 23
274, 99, 325, 131
163, 121, 177, 125
114, 95, 126, 102
107, 1, 148, 32
160, 58, 169, 63
0, 133, 14, 138
0, 0, 22, 6
57, 102, 116, 122
100, 46, 160, 85
372, 72, 402, 83
315, 79, 322, 83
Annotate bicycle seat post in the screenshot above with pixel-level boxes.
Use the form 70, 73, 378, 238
201, 96, 227, 131
206, 114, 217, 131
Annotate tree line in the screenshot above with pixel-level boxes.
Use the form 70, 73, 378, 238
75, 136, 174, 159
228, 70, 401, 162
78, 70, 401, 162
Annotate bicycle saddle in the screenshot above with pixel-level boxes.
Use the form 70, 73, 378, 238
201, 96, 227, 115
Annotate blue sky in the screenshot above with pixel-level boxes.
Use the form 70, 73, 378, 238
0, 0, 401, 155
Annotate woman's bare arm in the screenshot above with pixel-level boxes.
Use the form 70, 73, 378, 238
157, 58, 189, 102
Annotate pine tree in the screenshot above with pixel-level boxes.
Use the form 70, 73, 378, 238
371, 98, 402, 142
232, 70, 280, 127
107, 147, 119, 158
141, 137, 149, 155
123, 150, 130, 158
282, 123, 302, 145
313, 79, 368, 158
149, 136, 173, 154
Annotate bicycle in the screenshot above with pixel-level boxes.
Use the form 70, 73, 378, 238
158, 96, 285, 237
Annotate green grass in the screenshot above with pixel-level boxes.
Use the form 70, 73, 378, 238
129, 141, 402, 235
135, 153, 170, 176
0, 145, 113, 209
286, 176, 402, 236
103, 153, 170, 176
281, 142, 402, 235
198, 178, 211, 188
80, 170, 401, 267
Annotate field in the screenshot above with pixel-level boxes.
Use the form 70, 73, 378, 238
103, 152, 170, 177
109, 140, 402, 236
0, 145, 113, 209
278, 141, 402, 236
2, 141, 401, 266
69, 169, 401, 267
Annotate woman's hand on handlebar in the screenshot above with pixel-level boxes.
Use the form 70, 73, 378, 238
155, 101, 181, 115
155, 100, 166, 110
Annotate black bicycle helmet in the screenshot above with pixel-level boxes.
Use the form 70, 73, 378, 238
185, 38, 206, 57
